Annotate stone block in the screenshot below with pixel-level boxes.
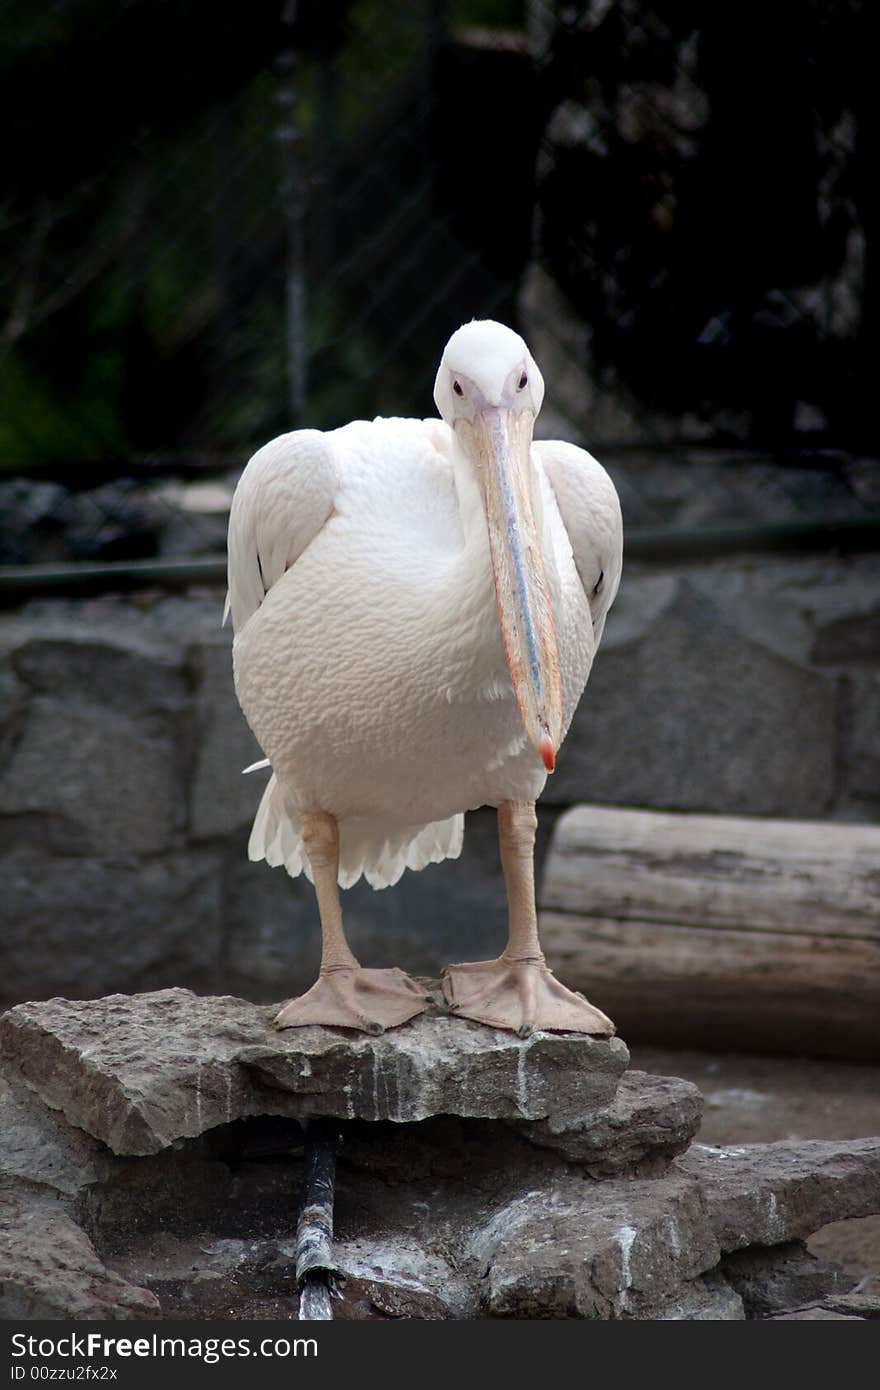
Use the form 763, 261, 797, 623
0, 664, 26, 776
0, 849, 223, 1007
472, 1171, 721, 1318
188, 640, 264, 841
0, 694, 183, 855
0, 991, 266, 1156
222, 855, 320, 1002
1, 619, 189, 856
243, 1014, 629, 1131
545, 579, 836, 817
9, 631, 188, 718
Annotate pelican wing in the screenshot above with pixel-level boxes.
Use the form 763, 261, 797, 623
225, 429, 337, 633
536, 440, 623, 644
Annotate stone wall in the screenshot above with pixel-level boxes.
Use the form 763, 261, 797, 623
1, 547, 878, 1011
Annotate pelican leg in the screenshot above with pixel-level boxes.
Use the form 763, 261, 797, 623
274, 812, 430, 1034
442, 801, 615, 1038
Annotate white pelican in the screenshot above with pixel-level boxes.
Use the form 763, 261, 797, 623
226, 320, 622, 1038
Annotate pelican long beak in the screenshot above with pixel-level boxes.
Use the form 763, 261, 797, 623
465, 406, 563, 771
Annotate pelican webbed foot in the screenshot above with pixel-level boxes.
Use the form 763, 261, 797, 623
441, 955, 614, 1039
274, 965, 431, 1035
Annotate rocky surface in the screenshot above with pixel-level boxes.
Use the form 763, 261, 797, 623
719, 1242, 843, 1319
514, 1069, 703, 1176
817, 1286, 880, 1320
0, 474, 236, 568
105, 1124, 873, 1322
471, 1135, 880, 1320
678, 1139, 880, 1250
243, 1014, 629, 1132
1, 991, 879, 1321
0, 1185, 160, 1320
0, 989, 629, 1154
0, 1072, 112, 1197
472, 1169, 723, 1319
0, 990, 271, 1155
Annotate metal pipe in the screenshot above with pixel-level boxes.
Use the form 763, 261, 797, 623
623, 516, 880, 561
295, 1120, 342, 1321
0, 556, 228, 602
1, 517, 879, 605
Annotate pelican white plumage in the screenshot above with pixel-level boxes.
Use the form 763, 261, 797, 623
226, 319, 622, 1037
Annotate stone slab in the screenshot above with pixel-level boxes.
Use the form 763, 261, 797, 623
474, 1138, 880, 1320
0, 989, 629, 1155
678, 1139, 880, 1251
7, 630, 187, 719
0, 991, 278, 1156
469, 1170, 722, 1319
512, 1069, 702, 1176
241, 1010, 629, 1131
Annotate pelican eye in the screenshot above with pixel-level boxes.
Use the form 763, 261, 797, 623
518, 372, 528, 390
453, 380, 464, 397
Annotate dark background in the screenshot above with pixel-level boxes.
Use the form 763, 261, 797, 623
1, 0, 876, 485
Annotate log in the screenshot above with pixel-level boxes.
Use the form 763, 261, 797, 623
539, 806, 880, 1058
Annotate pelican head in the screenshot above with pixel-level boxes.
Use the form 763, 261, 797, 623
434, 320, 560, 772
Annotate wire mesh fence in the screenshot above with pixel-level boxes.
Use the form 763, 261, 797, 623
0, 0, 876, 567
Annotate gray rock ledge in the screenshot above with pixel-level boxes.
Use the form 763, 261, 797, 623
678, 1139, 880, 1251
0, 988, 629, 1155
513, 1069, 703, 1176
